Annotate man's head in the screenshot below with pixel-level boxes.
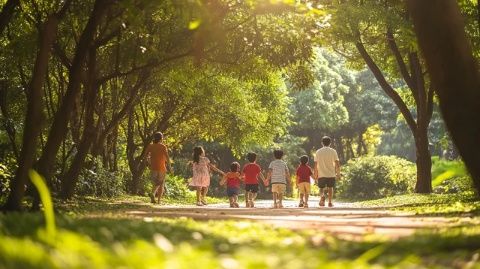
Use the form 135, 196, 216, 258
247, 152, 257, 163
273, 149, 284, 160
153, 132, 163, 143
322, 136, 331, 146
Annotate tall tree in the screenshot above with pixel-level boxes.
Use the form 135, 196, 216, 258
3, 1, 71, 211
324, 0, 435, 192
408, 0, 480, 193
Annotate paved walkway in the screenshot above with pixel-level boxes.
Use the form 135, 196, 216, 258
123, 198, 471, 239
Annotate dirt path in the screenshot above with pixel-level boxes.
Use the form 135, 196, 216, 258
121, 198, 473, 239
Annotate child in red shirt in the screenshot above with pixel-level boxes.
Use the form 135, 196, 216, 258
221, 162, 242, 208
242, 152, 267, 208
296, 155, 313, 208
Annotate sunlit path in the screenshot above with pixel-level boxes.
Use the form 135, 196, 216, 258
124, 198, 466, 240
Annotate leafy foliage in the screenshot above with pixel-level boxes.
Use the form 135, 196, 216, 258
0, 163, 11, 203
338, 156, 416, 200
76, 158, 126, 198
431, 157, 474, 194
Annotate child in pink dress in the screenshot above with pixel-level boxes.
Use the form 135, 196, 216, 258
190, 146, 223, 206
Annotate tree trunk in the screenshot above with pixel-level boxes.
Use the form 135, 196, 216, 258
126, 112, 147, 194
356, 36, 433, 193
0, 0, 20, 35
334, 136, 345, 163
346, 138, 355, 161
3, 16, 59, 211
60, 49, 98, 200
35, 0, 109, 186
0, 82, 19, 158
414, 128, 432, 193
408, 0, 480, 194
356, 133, 363, 156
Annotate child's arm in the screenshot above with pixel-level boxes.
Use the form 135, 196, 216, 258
264, 169, 272, 186
209, 163, 225, 176
220, 174, 227, 186
285, 168, 291, 186
240, 170, 245, 181
259, 171, 266, 183
166, 149, 172, 173
144, 146, 151, 165
335, 160, 341, 180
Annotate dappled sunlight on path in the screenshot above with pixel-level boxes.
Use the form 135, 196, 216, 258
121, 198, 470, 240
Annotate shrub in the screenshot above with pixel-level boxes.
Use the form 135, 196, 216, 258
76, 158, 126, 197
164, 174, 190, 198
337, 156, 416, 200
0, 163, 12, 203
431, 157, 474, 194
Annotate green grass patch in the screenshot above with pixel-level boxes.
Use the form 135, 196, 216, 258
358, 193, 480, 216
1, 211, 480, 269
1, 196, 480, 268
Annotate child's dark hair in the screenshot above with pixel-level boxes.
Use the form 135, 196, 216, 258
193, 146, 204, 164
247, 152, 257, 163
273, 149, 284, 159
153, 132, 163, 143
322, 136, 331, 146
300, 155, 309, 165
230, 162, 240, 172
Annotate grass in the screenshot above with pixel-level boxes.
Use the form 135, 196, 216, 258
1, 193, 480, 268
2, 210, 480, 269
358, 192, 480, 216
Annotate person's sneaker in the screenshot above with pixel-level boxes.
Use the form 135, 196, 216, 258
234, 202, 240, 208
149, 193, 156, 204
298, 201, 304, 208
328, 202, 333, 207
278, 204, 284, 208
319, 196, 326, 207
196, 202, 203, 206
230, 203, 235, 208
303, 203, 309, 208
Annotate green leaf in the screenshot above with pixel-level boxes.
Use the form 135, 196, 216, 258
29, 170, 56, 238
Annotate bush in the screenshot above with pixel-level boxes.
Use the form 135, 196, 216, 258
431, 157, 474, 194
0, 163, 12, 203
164, 174, 190, 198
76, 158, 126, 197
337, 156, 416, 200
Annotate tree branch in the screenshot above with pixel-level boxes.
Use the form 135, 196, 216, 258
386, 29, 416, 91
355, 37, 417, 133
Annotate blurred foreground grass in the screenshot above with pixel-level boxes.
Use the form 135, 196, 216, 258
1, 194, 480, 269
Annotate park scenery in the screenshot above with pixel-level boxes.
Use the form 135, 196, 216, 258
1, 0, 480, 268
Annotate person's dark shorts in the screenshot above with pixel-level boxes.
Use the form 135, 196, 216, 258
317, 177, 336, 188
227, 187, 240, 197
245, 184, 259, 193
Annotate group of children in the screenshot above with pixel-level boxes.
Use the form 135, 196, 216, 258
146, 131, 340, 208
190, 147, 268, 207
190, 146, 327, 209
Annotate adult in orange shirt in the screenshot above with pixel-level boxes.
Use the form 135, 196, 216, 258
145, 132, 171, 204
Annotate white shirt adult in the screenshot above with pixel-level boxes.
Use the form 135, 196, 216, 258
314, 146, 340, 178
